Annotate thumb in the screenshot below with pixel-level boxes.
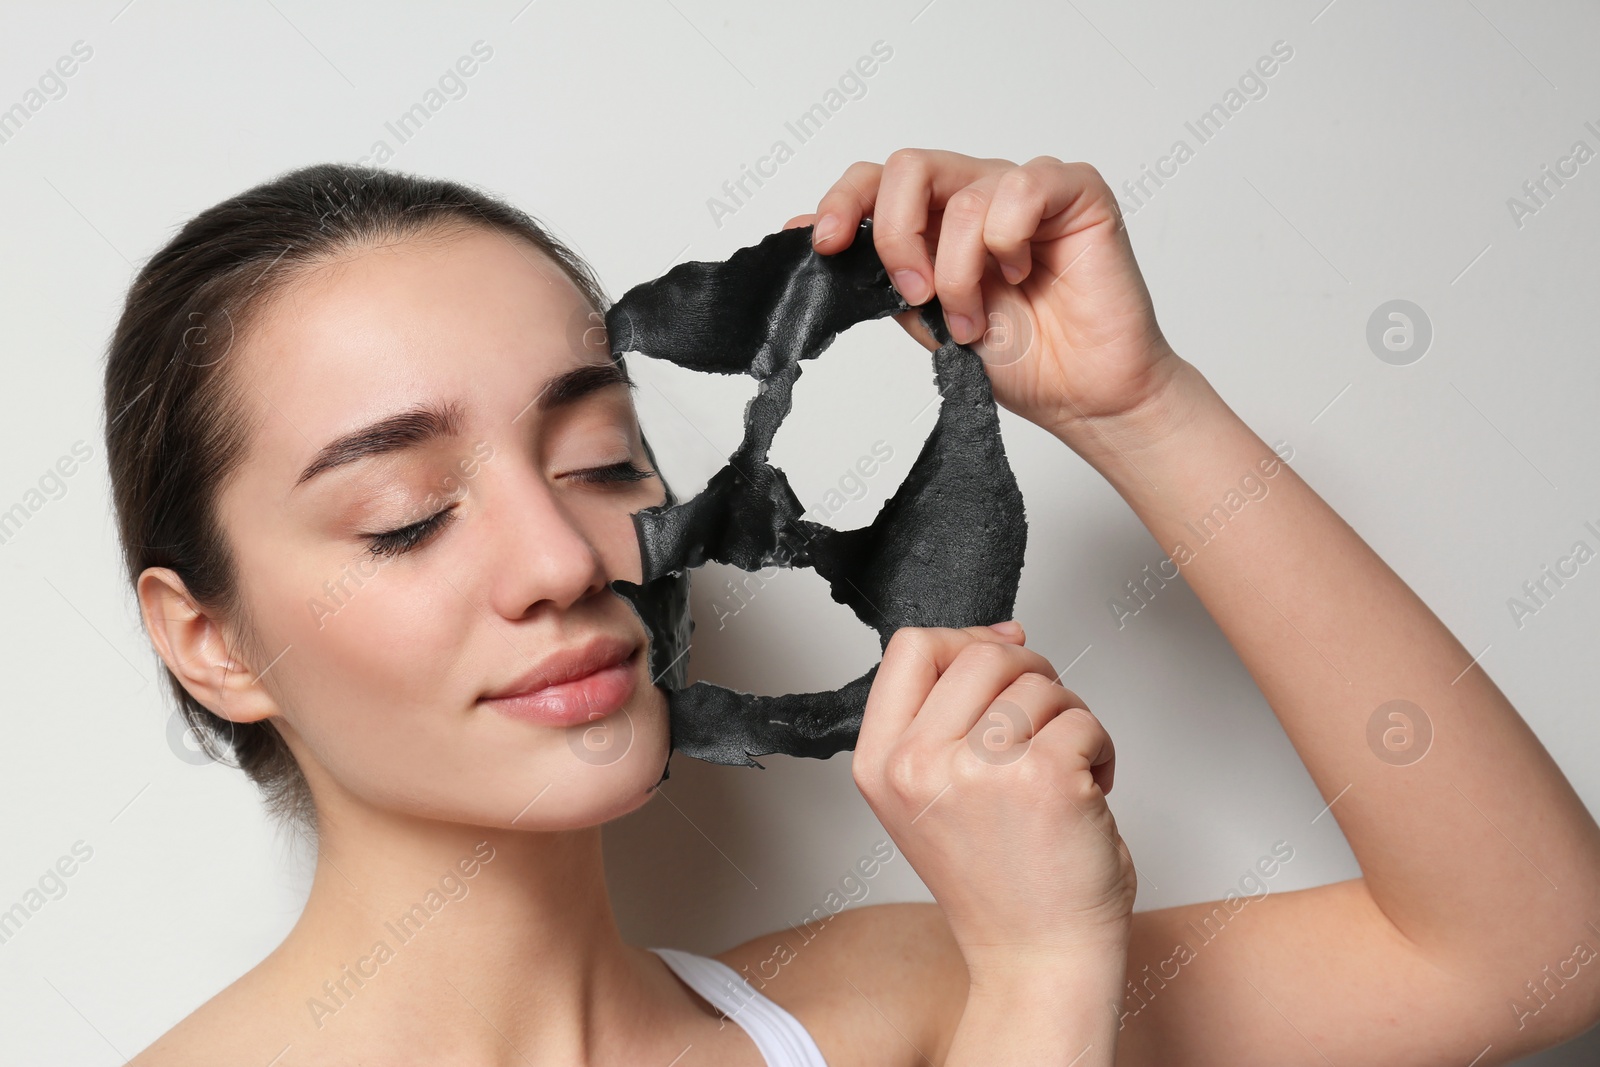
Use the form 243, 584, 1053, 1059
964, 620, 1026, 645
894, 308, 940, 353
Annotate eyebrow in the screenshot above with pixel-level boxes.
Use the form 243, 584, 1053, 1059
293, 360, 635, 488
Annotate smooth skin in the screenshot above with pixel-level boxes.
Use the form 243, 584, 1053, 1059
125, 148, 1600, 1067
775, 148, 1600, 1064
125, 208, 1096, 1067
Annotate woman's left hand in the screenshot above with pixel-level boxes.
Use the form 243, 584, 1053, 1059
785, 148, 1185, 444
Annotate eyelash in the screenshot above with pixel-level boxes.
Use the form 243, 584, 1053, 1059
568, 459, 656, 487
364, 506, 459, 559
360, 460, 656, 559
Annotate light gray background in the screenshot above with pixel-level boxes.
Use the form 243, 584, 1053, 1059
2, 1, 1596, 1063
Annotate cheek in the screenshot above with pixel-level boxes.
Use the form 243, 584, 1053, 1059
569, 490, 657, 587
240, 543, 476, 722
226, 505, 674, 825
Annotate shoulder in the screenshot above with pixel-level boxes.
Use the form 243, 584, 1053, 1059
715, 901, 968, 1067
126, 959, 318, 1067
126, 999, 249, 1067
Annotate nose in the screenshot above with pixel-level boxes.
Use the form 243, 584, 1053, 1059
479, 457, 612, 621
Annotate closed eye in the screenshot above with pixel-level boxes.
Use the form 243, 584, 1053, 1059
564, 460, 656, 486
362, 506, 458, 559
358, 461, 653, 559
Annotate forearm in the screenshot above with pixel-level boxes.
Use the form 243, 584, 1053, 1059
946, 957, 1126, 1067
1054, 356, 1600, 971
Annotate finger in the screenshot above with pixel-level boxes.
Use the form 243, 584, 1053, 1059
998, 160, 1124, 280
982, 157, 1070, 285
855, 625, 1029, 762
963, 672, 1088, 766
929, 171, 1007, 345
811, 161, 884, 252
873, 148, 1008, 307
901, 641, 1063, 745
1033, 704, 1117, 796
893, 308, 940, 353
783, 213, 818, 231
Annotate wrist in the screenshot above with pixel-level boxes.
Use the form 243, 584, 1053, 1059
964, 936, 1130, 1005
955, 949, 1128, 1067
1049, 348, 1214, 463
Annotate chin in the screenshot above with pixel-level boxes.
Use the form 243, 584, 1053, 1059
513, 718, 672, 831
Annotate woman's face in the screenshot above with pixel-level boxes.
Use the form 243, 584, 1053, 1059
214, 225, 671, 830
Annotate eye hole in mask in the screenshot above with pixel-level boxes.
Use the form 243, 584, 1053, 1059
604, 220, 1029, 781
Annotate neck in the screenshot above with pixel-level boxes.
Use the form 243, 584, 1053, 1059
268, 798, 690, 1063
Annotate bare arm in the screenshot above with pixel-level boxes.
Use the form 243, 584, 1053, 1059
947, 961, 1127, 1067
1061, 355, 1600, 1064
793, 146, 1600, 1065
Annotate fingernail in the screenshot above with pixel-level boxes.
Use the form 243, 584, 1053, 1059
988, 620, 1023, 636
814, 214, 842, 245
947, 313, 975, 342
892, 269, 929, 304
1001, 262, 1024, 284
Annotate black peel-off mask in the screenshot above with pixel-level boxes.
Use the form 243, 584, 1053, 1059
605, 220, 1028, 783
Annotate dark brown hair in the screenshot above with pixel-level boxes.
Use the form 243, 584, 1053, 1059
103, 163, 614, 837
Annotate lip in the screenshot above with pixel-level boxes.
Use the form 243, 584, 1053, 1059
479, 636, 641, 728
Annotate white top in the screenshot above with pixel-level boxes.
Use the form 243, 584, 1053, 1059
649, 946, 829, 1066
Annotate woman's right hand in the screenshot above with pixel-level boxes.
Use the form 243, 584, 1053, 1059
852, 622, 1137, 989
789, 149, 1189, 448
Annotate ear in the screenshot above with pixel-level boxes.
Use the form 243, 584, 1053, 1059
136, 566, 279, 726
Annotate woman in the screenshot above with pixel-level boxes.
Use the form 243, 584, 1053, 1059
111, 149, 1600, 1065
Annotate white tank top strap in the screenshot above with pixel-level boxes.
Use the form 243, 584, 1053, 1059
649, 946, 829, 1067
